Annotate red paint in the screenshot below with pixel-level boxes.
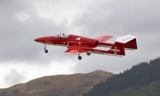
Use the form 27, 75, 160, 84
35, 33, 138, 58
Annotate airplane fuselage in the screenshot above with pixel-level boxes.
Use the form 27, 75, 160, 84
35, 34, 100, 48
35, 33, 137, 60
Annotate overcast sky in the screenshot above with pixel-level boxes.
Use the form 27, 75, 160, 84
0, 0, 160, 88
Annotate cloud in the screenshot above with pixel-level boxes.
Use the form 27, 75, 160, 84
0, 0, 160, 88
0, 0, 88, 88
4, 69, 25, 86
0, 0, 71, 64
72, 0, 160, 73
75, 0, 160, 35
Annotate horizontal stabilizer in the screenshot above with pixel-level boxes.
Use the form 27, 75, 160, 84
95, 35, 113, 42
116, 35, 137, 43
116, 35, 138, 49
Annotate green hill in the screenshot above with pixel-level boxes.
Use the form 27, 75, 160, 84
110, 81, 160, 96
84, 58, 160, 96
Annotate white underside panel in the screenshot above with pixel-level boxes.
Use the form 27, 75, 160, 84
116, 35, 137, 43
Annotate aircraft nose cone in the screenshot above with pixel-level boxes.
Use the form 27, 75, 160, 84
34, 36, 54, 43
34, 38, 44, 42
34, 38, 38, 42
34, 38, 40, 42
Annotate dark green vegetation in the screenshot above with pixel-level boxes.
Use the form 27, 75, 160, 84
110, 81, 160, 96
84, 58, 160, 96
1, 58, 160, 96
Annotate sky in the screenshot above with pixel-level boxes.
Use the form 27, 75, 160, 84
0, 0, 160, 88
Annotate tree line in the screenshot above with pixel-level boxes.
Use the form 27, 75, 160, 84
84, 58, 160, 96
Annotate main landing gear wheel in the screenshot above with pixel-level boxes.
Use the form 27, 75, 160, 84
87, 52, 91, 56
78, 54, 82, 60
78, 56, 82, 60
45, 50, 48, 53
44, 43, 48, 53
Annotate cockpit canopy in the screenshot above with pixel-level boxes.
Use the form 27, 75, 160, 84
54, 33, 69, 38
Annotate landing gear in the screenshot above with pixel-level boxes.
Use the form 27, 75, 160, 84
87, 52, 91, 56
45, 50, 48, 53
44, 44, 48, 53
78, 54, 82, 60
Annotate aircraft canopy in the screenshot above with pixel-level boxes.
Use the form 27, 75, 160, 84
54, 33, 69, 38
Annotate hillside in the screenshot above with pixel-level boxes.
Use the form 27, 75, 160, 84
110, 81, 160, 96
84, 58, 160, 96
0, 70, 113, 96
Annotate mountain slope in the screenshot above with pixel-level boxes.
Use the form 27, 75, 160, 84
84, 58, 160, 96
0, 70, 113, 96
110, 81, 160, 96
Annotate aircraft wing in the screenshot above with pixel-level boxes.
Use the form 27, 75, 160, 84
94, 35, 113, 42
65, 47, 87, 55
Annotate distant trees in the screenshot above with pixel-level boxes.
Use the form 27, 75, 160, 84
84, 58, 160, 96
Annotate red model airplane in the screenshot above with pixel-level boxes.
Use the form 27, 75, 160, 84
34, 33, 138, 60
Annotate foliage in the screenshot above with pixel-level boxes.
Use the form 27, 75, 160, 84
110, 81, 160, 96
84, 58, 160, 96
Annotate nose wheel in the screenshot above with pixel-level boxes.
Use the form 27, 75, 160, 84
78, 54, 82, 60
44, 44, 48, 53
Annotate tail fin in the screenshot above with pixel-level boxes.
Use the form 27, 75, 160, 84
108, 35, 138, 56
108, 42, 125, 56
115, 35, 138, 50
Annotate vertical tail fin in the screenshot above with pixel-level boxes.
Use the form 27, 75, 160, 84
109, 42, 125, 56
108, 35, 138, 56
